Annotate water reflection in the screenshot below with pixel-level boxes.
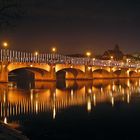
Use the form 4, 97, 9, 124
0, 78, 140, 127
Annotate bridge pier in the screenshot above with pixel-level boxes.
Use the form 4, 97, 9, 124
33, 64, 56, 81
85, 66, 93, 79
0, 62, 8, 82
117, 69, 128, 78
110, 67, 117, 78
50, 64, 56, 81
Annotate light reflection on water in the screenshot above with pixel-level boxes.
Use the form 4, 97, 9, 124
0, 78, 140, 138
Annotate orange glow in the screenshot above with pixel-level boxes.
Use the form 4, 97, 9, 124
0, 79, 139, 119
87, 98, 91, 112
2, 42, 8, 48
88, 67, 91, 70
127, 93, 130, 104
53, 106, 56, 119
34, 51, 39, 56
111, 97, 114, 107
110, 56, 113, 59
86, 51, 91, 57
4, 117, 8, 124
52, 47, 57, 53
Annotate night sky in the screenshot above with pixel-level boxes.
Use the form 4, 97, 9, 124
1, 0, 140, 55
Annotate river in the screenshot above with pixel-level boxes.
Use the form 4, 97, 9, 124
0, 78, 140, 140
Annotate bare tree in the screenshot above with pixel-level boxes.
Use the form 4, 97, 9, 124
0, 0, 24, 29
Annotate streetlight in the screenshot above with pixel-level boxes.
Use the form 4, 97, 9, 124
34, 51, 39, 56
51, 47, 57, 53
2, 42, 8, 49
86, 51, 91, 57
2, 42, 9, 62
34, 51, 39, 63
86, 51, 92, 67
110, 56, 113, 60
51, 47, 57, 65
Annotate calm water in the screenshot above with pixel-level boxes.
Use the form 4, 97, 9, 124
0, 79, 140, 140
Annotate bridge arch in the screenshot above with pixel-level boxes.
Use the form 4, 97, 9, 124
129, 70, 137, 77
55, 64, 85, 73
92, 69, 112, 78
92, 67, 111, 73
7, 63, 51, 72
56, 68, 85, 80
8, 67, 50, 81
113, 68, 131, 77
113, 70, 122, 77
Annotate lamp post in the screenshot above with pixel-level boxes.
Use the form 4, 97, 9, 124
86, 51, 91, 58
0, 41, 9, 82
109, 56, 114, 67
34, 51, 39, 56
110, 56, 113, 60
86, 51, 91, 65
2, 42, 9, 62
51, 47, 57, 53
34, 51, 39, 63
51, 47, 57, 64
85, 51, 92, 80
2, 42, 8, 49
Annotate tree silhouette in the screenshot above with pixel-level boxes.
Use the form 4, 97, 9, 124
0, 0, 24, 29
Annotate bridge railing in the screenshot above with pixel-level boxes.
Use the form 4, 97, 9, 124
0, 49, 140, 69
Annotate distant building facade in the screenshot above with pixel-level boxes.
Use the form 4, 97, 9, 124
101, 44, 124, 60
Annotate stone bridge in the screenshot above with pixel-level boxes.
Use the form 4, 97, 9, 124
0, 49, 140, 82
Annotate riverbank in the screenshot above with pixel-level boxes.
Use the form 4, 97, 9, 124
0, 121, 29, 140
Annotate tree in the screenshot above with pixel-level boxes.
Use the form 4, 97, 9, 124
0, 0, 24, 29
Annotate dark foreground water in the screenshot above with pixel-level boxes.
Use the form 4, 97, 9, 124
0, 78, 140, 140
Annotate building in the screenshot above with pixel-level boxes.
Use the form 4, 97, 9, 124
101, 44, 124, 60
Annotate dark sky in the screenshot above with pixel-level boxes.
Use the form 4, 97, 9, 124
1, 0, 140, 55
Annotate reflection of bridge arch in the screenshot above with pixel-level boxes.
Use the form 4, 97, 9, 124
93, 79, 111, 88
56, 68, 85, 80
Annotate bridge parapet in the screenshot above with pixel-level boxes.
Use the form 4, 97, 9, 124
0, 49, 140, 69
